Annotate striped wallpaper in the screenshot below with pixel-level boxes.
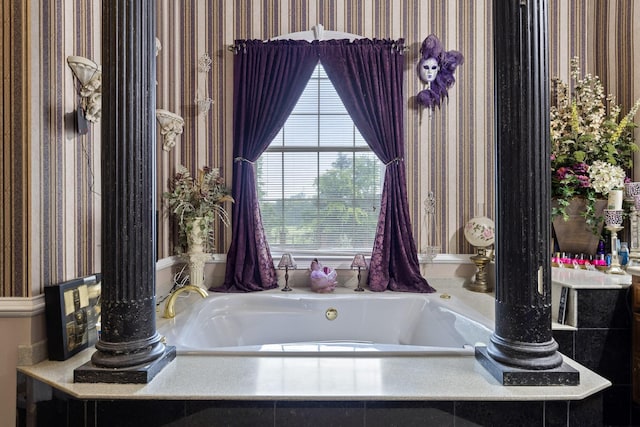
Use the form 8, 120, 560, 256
0, 0, 27, 296
2, 0, 639, 296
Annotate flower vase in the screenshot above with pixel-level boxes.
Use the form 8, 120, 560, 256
552, 198, 607, 256
186, 217, 210, 290
187, 217, 207, 253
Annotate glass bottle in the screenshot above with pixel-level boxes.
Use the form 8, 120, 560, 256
619, 242, 629, 267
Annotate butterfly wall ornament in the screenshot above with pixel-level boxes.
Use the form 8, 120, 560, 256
416, 34, 464, 111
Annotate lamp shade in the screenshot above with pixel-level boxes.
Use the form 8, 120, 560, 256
277, 253, 297, 269
350, 253, 367, 269
463, 216, 495, 248
67, 56, 100, 86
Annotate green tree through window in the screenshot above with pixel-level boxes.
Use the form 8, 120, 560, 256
257, 64, 383, 253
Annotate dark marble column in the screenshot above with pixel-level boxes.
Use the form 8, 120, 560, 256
74, 0, 175, 383
475, 0, 578, 385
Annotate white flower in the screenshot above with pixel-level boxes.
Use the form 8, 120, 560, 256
588, 160, 626, 195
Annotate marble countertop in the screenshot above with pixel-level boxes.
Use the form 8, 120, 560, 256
19, 346, 609, 402
18, 278, 611, 402
552, 266, 632, 288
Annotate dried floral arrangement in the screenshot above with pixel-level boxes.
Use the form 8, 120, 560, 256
163, 165, 233, 253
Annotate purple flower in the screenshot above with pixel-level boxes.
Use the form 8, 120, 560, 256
576, 175, 590, 188
555, 167, 570, 180
571, 163, 589, 174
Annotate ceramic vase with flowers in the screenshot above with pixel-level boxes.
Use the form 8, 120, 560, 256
163, 165, 233, 289
550, 57, 640, 256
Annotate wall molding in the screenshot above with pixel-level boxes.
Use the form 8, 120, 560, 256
0, 295, 46, 318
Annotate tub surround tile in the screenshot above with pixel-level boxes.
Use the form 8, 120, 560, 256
550, 275, 634, 426
544, 400, 571, 427
454, 400, 544, 427
19, 393, 607, 427
98, 400, 186, 427
601, 384, 632, 427
575, 288, 631, 329
574, 329, 631, 385
185, 401, 275, 427
276, 401, 365, 427
365, 401, 454, 427
566, 393, 604, 427
553, 330, 575, 358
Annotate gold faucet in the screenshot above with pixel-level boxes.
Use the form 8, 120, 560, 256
163, 285, 208, 319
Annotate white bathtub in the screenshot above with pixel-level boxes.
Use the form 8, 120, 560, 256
157, 290, 494, 356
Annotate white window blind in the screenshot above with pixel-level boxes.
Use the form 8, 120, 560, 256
257, 64, 384, 254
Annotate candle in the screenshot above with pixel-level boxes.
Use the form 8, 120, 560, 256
608, 189, 623, 210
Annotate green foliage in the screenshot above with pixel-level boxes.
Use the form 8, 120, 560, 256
163, 165, 233, 253
260, 153, 381, 249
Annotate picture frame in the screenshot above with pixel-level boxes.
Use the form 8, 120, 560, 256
44, 274, 102, 361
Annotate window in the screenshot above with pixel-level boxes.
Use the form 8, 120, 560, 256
257, 64, 384, 254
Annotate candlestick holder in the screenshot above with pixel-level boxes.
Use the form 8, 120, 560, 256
469, 248, 494, 292
604, 209, 625, 275
624, 182, 640, 262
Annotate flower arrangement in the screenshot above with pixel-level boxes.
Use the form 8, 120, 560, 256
551, 57, 640, 233
163, 165, 233, 253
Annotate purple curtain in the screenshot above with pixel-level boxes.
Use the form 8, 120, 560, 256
318, 39, 435, 292
217, 40, 318, 292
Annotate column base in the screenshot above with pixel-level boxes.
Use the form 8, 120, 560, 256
74, 346, 176, 384
475, 346, 579, 386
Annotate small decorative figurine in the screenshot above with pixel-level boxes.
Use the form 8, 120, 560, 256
309, 259, 338, 293
416, 34, 464, 111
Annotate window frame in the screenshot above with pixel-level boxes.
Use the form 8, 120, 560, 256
256, 63, 383, 257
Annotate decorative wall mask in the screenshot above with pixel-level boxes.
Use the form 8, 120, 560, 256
67, 56, 102, 125
416, 34, 464, 111
419, 57, 440, 85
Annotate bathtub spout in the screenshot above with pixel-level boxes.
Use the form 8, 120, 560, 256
163, 285, 208, 319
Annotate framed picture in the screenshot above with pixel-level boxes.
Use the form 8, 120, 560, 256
44, 274, 102, 361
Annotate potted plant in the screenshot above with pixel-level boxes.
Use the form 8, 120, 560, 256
550, 57, 640, 254
163, 165, 233, 254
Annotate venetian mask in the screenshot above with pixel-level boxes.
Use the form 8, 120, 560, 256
419, 57, 440, 84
